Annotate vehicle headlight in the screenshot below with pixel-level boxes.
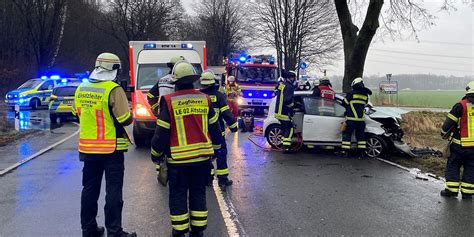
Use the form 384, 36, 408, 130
237, 98, 244, 105
135, 104, 151, 117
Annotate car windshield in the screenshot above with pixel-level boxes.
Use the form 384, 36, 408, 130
18, 79, 42, 89
53, 86, 77, 96
137, 63, 203, 90
236, 66, 278, 84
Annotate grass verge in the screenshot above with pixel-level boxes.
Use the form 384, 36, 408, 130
0, 116, 42, 147
388, 111, 448, 177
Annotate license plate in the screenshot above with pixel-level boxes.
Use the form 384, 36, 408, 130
63, 100, 73, 104
252, 99, 263, 104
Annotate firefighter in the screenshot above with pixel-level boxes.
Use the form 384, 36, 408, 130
341, 77, 372, 158
150, 61, 223, 237
313, 76, 335, 100
73, 53, 136, 237
275, 70, 297, 153
147, 56, 186, 116
225, 76, 241, 118
439, 82, 474, 200
200, 71, 238, 188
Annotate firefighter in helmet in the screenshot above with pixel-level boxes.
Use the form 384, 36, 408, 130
439, 82, 474, 200
313, 76, 335, 100
73, 53, 136, 237
225, 76, 241, 118
341, 77, 372, 158
200, 71, 238, 188
275, 70, 297, 153
150, 61, 223, 236
147, 56, 186, 116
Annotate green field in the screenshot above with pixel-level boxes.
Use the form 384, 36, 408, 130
371, 90, 464, 108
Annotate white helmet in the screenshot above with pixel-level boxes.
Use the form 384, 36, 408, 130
313, 79, 320, 87
200, 71, 216, 86
171, 61, 200, 85
466, 81, 474, 94
351, 77, 363, 87
89, 53, 121, 81
228, 76, 235, 83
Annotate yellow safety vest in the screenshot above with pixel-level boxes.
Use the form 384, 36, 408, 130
75, 81, 127, 154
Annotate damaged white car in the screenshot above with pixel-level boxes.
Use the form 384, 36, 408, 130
263, 91, 411, 158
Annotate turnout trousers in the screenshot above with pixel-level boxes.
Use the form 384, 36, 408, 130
169, 161, 209, 234
210, 136, 229, 180
342, 120, 366, 152
279, 119, 294, 149
81, 152, 124, 236
445, 144, 474, 195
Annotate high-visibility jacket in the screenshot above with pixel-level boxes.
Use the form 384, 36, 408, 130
75, 81, 129, 154
319, 85, 335, 100
161, 89, 220, 164
225, 83, 241, 102
274, 81, 295, 121
342, 87, 372, 121
201, 85, 238, 136
459, 98, 474, 147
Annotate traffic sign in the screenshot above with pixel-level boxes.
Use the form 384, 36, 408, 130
379, 81, 398, 94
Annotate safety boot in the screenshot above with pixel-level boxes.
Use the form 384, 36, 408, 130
462, 194, 473, 200
189, 230, 204, 237
218, 177, 233, 187
440, 189, 458, 198
82, 226, 105, 237
171, 230, 185, 237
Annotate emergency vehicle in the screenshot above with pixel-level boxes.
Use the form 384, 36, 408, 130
128, 41, 207, 146
5, 75, 71, 110
226, 54, 279, 113
49, 78, 82, 123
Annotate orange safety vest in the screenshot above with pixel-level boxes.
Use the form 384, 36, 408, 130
319, 85, 335, 100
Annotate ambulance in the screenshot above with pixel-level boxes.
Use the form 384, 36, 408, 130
128, 41, 207, 146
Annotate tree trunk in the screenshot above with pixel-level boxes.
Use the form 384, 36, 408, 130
335, 0, 383, 92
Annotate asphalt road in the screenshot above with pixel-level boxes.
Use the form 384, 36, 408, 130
1, 125, 473, 236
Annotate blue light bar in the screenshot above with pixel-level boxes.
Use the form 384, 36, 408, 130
248, 92, 253, 97
41, 76, 48, 80
181, 43, 193, 49
61, 79, 68, 83
50, 75, 61, 80
144, 43, 157, 49
239, 56, 247, 62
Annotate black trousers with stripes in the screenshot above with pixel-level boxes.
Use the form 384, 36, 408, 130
445, 144, 474, 194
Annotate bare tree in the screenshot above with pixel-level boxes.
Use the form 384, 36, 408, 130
251, 0, 341, 72
11, 0, 68, 75
189, 0, 248, 66
335, 0, 454, 92
99, 0, 183, 63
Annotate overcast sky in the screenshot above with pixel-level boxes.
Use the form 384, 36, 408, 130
181, 0, 473, 77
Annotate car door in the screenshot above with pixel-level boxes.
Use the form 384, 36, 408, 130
37, 80, 55, 105
302, 97, 346, 143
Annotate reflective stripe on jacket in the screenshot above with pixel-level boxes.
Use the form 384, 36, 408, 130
459, 98, 474, 147
274, 81, 294, 121
343, 92, 369, 121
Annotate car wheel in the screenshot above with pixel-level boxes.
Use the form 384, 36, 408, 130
30, 98, 40, 110
265, 124, 283, 149
50, 114, 58, 124
366, 135, 388, 158
133, 125, 148, 148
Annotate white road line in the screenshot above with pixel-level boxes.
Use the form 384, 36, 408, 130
376, 157, 445, 184
0, 127, 79, 176
212, 181, 247, 237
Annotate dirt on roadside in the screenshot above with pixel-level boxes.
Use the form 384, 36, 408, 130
390, 111, 449, 177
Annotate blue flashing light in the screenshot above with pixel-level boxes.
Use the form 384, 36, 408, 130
61, 79, 68, 83
187, 43, 193, 49
41, 76, 48, 80
181, 43, 193, 49
50, 75, 61, 80
144, 43, 157, 49
82, 78, 89, 83
19, 99, 24, 104
239, 56, 247, 62
248, 92, 253, 97
263, 93, 268, 97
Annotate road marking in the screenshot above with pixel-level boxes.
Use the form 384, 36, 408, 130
0, 126, 79, 176
212, 181, 247, 237
376, 157, 445, 184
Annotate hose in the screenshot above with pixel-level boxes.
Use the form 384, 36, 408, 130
247, 124, 304, 152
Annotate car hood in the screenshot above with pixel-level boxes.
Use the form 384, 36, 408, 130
369, 107, 408, 120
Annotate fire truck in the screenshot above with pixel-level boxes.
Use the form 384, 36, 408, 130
129, 41, 207, 147
226, 54, 279, 113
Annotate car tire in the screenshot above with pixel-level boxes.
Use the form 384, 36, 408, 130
50, 114, 58, 124
133, 126, 148, 148
366, 135, 388, 158
265, 124, 284, 149
30, 98, 40, 110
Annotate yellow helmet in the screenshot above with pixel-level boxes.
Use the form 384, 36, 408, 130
466, 81, 474, 94
89, 53, 121, 81
200, 71, 216, 85
171, 61, 199, 84
228, 76, 235, 83
169, 56, 186, 65
351, 77, 363, 87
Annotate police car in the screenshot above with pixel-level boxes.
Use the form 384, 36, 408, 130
49, 79, 82, 123
5, 75, 64, 110
263, 91, 409, 158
